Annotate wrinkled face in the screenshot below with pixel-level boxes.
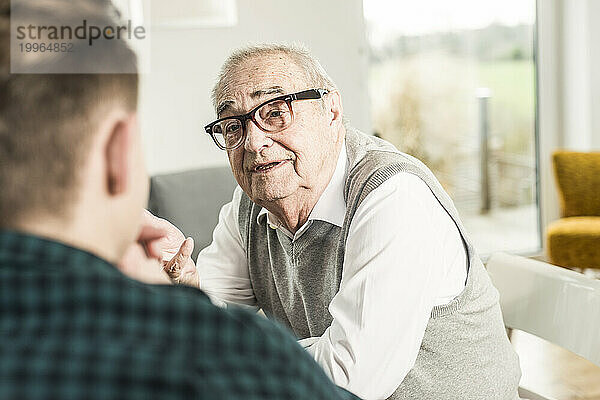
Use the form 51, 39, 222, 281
217, 55, 338, 204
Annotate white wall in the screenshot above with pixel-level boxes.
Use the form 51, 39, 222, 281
139, 0, 370, 175
537, 0, 562, 240
561, 0, 592, 150
537, 0, 600, 253
552, 0, 600, 152
590, 0, 600, 149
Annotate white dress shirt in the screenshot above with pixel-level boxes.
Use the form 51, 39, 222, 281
197, 144, 467, 400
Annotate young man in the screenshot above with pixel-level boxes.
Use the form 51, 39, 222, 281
0, 1, 358, 399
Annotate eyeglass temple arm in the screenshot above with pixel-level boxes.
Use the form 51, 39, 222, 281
292, 89, 329, 100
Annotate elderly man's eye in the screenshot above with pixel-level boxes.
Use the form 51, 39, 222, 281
226, 122, 241, 133
267, 110, 286, 118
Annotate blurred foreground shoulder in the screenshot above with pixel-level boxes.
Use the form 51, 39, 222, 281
151, 283, 359, 399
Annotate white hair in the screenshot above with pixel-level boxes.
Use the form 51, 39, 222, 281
211, 43, 339, 114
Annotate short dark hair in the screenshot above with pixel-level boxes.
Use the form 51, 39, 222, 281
0, 0, 139, 227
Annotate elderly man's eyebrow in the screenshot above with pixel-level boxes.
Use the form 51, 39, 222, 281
250, 86, 285, 99
217, 86, 286, 117
217, 100, 235, 117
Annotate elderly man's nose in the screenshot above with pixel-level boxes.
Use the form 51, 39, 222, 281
244, 120, 272, 152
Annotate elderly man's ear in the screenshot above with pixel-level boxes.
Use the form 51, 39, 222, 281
104, 113, 138, 196
326, 90, 344, 128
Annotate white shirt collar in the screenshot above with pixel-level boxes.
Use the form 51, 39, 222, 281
257, 142, 347, 233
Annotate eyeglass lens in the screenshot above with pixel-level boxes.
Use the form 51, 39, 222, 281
212, 99, 293, 149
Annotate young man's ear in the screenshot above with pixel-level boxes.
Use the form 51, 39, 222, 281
105, 116, 134, 196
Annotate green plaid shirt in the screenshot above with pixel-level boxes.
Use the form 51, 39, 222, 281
0, 230, 359, 400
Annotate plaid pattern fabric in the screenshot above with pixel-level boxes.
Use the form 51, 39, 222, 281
0, 230, 359, 400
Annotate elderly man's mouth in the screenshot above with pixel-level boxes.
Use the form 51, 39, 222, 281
252, 160, 289, 173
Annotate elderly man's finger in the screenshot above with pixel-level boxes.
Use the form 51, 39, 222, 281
145, 237, 167, 260
137, 210, 170, 259
163, 237, 194, 280
138, 224, 167, 242
142, 209, 178, 233
142, 208, 162, 226
138, 225, 167, 258
140, 210, 188, 261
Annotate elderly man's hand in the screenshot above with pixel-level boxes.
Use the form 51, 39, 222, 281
140, 210, 200, 288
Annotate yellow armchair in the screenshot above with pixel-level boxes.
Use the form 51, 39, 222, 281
546, 151, 600, 270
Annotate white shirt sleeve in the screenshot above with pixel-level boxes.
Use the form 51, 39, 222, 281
196, 186, 257, 308
300, 173, 467, 400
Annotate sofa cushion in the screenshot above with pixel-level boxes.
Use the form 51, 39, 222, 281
148, 166, 237, 260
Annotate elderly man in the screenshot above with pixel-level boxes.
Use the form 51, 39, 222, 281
149, 45, 521, 399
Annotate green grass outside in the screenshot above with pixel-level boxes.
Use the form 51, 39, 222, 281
369, 56, 536, 156
477, 59, 535, 132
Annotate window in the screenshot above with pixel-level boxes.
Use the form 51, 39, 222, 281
364, 0, 539, 255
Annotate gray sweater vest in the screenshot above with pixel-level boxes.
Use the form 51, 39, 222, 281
238, 129, 521, 399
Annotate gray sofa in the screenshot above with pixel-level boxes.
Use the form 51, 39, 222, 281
148, 166, 237, 260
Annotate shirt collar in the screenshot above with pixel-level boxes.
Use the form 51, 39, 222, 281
257, 141, 347, 229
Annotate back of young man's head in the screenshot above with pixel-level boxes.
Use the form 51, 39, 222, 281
0, 0, 147, 262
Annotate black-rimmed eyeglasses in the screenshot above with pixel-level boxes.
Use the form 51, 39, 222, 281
204, 88, 329, 150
